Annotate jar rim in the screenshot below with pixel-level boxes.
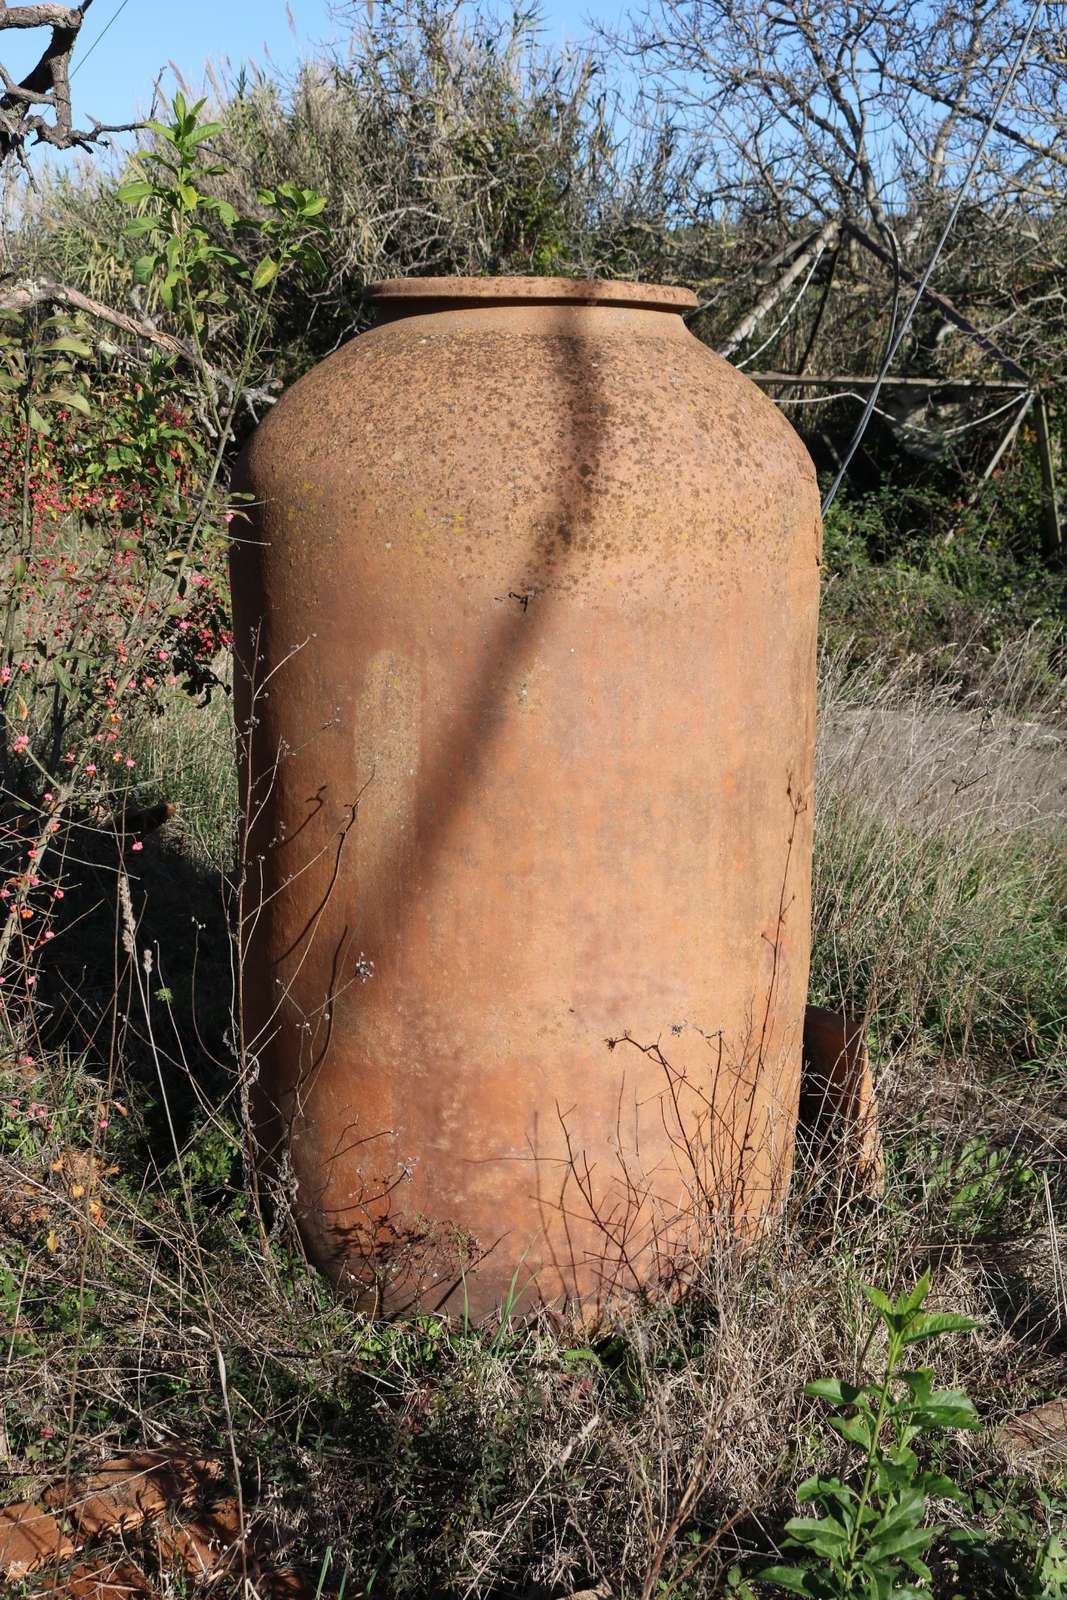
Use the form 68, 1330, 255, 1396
367, 275, 698, 312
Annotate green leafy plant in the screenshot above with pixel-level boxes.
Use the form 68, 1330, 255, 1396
952, 1483, 1067, 1599
924, 1135, 1041, 1239
0, 94, 327, 1038
761, 1273, 979, 1598
0, 307, 92, 437
118, 94, 327, 347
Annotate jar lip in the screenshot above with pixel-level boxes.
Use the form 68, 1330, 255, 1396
367, 275, 699, 312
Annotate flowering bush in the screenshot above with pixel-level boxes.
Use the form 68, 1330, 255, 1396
0, 369, 231, 1021
0, 94, 327, 1046
0, 372, 231, 732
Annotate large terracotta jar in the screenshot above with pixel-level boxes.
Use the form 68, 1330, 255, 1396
231, 276, 821, 1319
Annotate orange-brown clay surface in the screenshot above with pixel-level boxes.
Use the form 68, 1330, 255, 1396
231, 275, 821, 1317
800, 1005, 884, 1193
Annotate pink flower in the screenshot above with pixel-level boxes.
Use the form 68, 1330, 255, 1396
131, 840, 143, 852
84, 763, 97, 776
12, 733, 29, 753
98, 1117, 109, 1129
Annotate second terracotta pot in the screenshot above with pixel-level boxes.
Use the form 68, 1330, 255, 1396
231, 276, 821, 1318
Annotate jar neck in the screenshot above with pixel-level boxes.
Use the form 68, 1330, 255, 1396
370, 300, 693, 339
367, 276, 697, 335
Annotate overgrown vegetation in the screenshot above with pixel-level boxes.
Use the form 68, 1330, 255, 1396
0, 2, 1064, 1596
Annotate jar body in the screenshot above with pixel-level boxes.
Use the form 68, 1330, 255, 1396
231, 278, 821, 1317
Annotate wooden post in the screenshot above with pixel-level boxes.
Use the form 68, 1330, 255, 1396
1034, 392, 1062, 564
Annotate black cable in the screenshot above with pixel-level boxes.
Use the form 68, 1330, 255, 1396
69, 0, 136, 81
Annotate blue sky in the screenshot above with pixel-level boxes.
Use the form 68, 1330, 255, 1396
7, 0, 608, 162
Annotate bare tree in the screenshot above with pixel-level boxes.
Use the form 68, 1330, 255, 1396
613, 0, 1066, 438
0, 2, 138, 165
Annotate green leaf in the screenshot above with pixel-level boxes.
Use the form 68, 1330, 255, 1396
204, 196, 238, 227
829, 1413, 873, 1449
901, 1313, 978, 1344
797, 1476, 858, 1516
44, 390, 91, 415
295, 241, 327, 278
185, 121, 224, 146
27, 405, 50, 434
300, 192, 327, 216
869, 1486, 925, 1535
132, 254, 157, 286
862, 1284, 894, 1315
899, 1272, 932, 1315
869, 1525, 934, 1560
919, 1472, 968, 1502
117, 178, 155, 204
757, 1566, 824, 1596
42, 336, 93, 357
784, 1515, 849, 1549
805, 1378, 864, 1405
899, 1369, 933, 1402
251, 255, 279, 291
912, 1391, 980, 1429
179, 182, 199, 210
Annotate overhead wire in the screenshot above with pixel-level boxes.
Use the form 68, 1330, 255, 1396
69, 0, 136, 81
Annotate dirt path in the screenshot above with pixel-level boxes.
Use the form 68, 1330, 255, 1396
818, 703, 1067, 829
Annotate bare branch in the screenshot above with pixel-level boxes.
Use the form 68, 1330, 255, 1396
718, 216, 840, 358
0, 0, 142, 163
0, 275, 189, 357
0, 278, 281, 414
844, 220, 1033, 383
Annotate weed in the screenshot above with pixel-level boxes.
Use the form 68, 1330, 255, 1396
758, 1273, 979, 1598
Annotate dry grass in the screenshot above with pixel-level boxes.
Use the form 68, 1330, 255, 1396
1, 635, 1065, 1598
